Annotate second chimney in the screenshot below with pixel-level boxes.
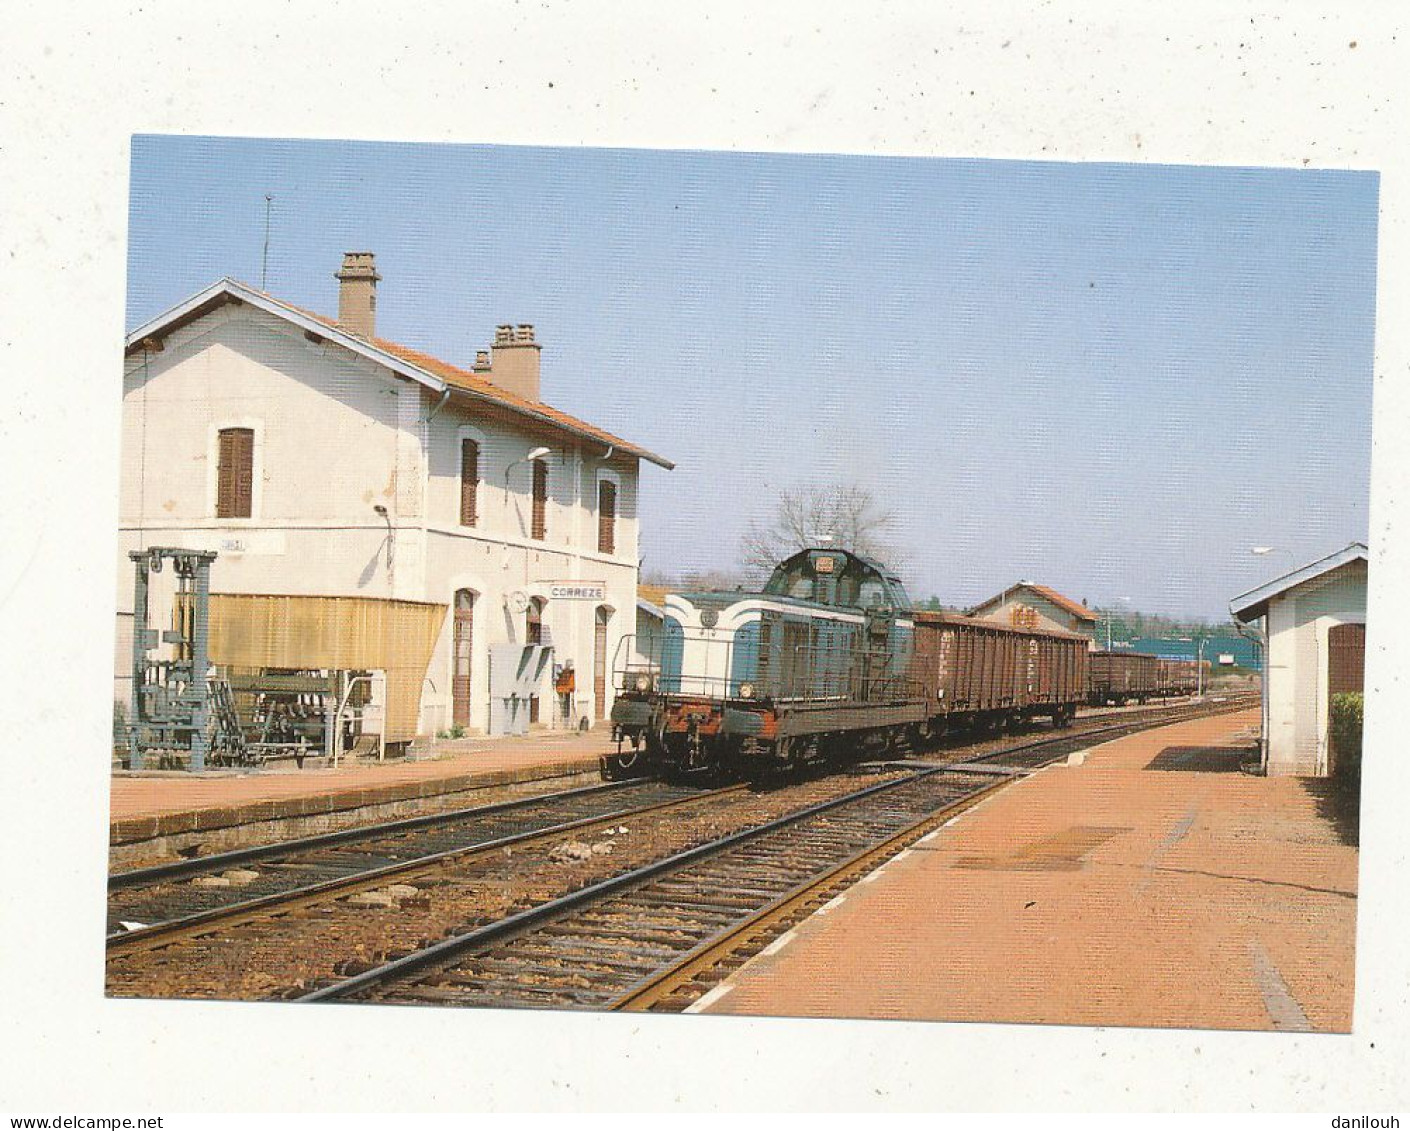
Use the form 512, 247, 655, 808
335, 252, 381, 339
489, 323, 541, 401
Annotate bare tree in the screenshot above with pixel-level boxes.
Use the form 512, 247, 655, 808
641, 565, 748, 593
740, 482, 904, 580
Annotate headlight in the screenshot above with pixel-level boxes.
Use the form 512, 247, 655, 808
634, 673, 653, 693
738, 682, 756, 699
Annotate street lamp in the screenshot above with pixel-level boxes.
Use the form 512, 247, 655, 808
373, 503, 394, 579
503, 446, 552, 534
1105, 596, 1132, 650
1250, 546, 1295, 574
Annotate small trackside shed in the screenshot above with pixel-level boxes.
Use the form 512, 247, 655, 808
910, 612, 1088, 729
1230, 542, 1368, 777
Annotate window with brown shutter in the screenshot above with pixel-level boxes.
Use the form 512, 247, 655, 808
597, 480, 616, 555
216, 428, 254, 518
459, 438, 479, 526
531, 458, 547, 541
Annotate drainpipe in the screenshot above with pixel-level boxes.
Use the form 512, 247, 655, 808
1233, 615, 1267, 773
422, 386, 451, 424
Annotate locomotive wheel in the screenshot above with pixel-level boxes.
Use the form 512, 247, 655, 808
603, 744, 644, 780
776, 737, 807, 774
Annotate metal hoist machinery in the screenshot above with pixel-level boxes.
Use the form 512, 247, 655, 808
127, 547, 244, 770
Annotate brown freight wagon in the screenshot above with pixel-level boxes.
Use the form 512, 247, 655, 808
910, 612, 1088, 733
1157, 657, 1197, 697
1155, 657, 1210, 698
1088, 649, 1161, 705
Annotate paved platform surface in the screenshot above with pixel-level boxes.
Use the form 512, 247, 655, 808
700, 709, 1359, 1032
109, 729, 612, 843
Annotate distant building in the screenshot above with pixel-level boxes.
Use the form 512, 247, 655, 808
1127, 635, 1262, 672
969, 582, 1100, 647
1230, 542, 1367, 777
118, 252, 673, 740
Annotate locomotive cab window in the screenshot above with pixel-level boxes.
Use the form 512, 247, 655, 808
858, 579, 887, 609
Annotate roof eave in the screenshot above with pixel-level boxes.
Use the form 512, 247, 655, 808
126, 278, 675, 471
125, 279, 448, 396
442, 384, 674, 469
1228, 542, 1369, 623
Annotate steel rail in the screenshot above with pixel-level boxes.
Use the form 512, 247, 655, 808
607, 776, 1011, 1012
107, 783, 745, 957
958, 694, 1256, 767
110, 778, 640, 890
296, 767, 948, 1003
610, 696, 1259, 1012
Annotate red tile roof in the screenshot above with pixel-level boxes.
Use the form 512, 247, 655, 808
971, 582, 1098, 623
286, 300, 673, 469
638, 583, 671, 609
126, 279, 672, 469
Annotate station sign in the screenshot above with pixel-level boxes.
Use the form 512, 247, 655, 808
548, 581, 608, 601
1218, 653, 1236, 666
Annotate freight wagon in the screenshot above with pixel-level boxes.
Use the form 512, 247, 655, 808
608, 547, 1089, 779
909, 612, 1088, 734
1088, 650, 1162, 705
1156, 657, 1207, 698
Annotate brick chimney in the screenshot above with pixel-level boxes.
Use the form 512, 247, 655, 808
335, 251, 381, 339
488, 323, 541, 400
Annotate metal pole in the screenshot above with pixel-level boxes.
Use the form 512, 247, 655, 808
188, 556, 212, 772
261, 194, 273, 290
128, 551, 150, 771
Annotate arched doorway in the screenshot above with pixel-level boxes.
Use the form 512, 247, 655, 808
594, 605, 611, 721
452, 589, 475, 729
526, 596, 545, 724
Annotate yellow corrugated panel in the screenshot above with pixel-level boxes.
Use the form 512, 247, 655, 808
206, 594, 447, 742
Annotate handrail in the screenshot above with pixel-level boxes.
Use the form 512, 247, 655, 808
331, 673, 382, 767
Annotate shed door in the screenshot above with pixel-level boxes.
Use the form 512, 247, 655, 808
1328, 623, 1365, 696
452, 590, 475, 728
594, 606, 609, 720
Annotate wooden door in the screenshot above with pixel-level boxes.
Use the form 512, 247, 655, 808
452, 590, 474, 728
594, 606, 609, 720
1328, 623, 1365, 696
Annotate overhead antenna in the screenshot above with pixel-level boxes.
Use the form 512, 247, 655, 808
261, 193, 274, 290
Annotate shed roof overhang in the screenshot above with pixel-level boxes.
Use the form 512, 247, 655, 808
1228, 542, 1369, 624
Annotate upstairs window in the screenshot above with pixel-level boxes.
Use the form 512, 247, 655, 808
459, 438, 479, 527
531, 458, 548, 541
597, 480, 617, 555
216, 428, 254, 518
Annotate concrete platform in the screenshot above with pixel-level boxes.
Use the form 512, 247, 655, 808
108, 729, 614, 868
697, 708, 1360, 1032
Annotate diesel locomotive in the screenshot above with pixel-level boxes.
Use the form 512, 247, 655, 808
606, 547, 1090, 779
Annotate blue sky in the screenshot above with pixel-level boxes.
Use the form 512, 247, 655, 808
127, 137, 1378, 620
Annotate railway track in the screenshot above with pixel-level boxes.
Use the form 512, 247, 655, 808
107, 779, 727, 949
107, 694, 1254, 1002
108, 692, 1249, 942
295, 695, 1256, 1012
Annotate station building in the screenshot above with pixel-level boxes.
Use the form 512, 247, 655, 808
1230, 542, 1368, 777
968, 582, 1101, 647
116, 252, 673, 743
